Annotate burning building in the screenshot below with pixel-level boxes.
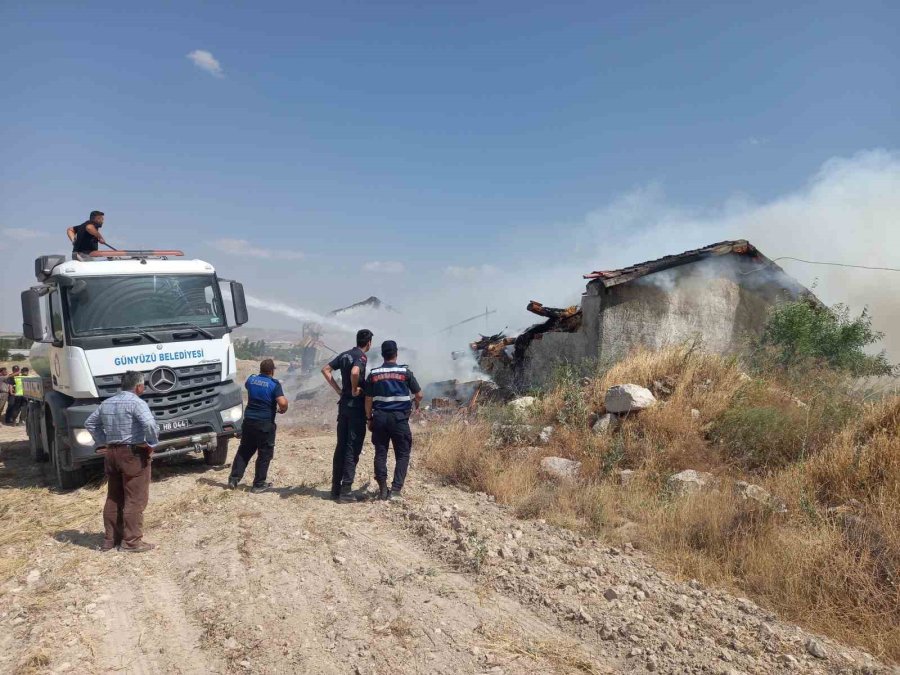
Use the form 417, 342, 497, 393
473, 240, 815, 388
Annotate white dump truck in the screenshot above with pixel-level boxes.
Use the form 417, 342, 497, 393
19, 250, 250, 488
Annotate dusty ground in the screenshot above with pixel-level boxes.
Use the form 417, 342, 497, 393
0, 422, 893, 675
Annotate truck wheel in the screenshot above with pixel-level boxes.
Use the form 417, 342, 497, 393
49, 428, 86, 490
204, 436, 229, 465
29, 405, 48, 462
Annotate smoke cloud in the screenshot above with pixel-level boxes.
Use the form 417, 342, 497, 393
237, 149, 900, 384
414, 149, 900, 362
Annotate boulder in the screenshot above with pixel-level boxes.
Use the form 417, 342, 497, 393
592, 413, 618, 434
734, 481, 787, 513
605, 384, 656, 414
508, 396, 537, 412
616, 469, 636, 486
539, 426, 554, 444
667, 469, 714, 496
539, 457, 581, 481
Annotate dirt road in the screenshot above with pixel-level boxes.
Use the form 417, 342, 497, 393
0, 422, 890, 674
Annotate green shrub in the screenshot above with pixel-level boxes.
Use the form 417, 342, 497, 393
758, 299, 894, 376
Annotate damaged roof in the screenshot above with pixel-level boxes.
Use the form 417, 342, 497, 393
583, 239, 772, 288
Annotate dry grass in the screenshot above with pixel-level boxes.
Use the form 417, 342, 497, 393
422, 346, 900, 662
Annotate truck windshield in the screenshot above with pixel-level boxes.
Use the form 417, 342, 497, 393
65, 275, 227, 336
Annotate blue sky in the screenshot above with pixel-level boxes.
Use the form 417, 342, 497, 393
1, 1, 898, 345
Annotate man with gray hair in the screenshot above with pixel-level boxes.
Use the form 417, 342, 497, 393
85, 370, 159, 552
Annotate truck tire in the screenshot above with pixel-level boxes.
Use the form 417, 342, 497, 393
204, 436, 229, 465
28, 404, 48, 462
45, 415, 87, 490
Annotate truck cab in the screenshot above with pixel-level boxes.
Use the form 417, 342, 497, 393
20, 251, 250, 488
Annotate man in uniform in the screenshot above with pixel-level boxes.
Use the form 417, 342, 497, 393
322, 329, 373, 502
365, 340, 423, 500
228, 358, 288, 492
67, 211, 108, 257
85, 371, 159, 552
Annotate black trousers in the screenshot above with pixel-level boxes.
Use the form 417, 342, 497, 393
331, 400, 366, 496
230, 418, 276, 487
372, 409, 413, 492
4, 396, 23, 425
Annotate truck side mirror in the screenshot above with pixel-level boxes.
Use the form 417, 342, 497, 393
230, 281, 249, 326
21, 289, 48, 342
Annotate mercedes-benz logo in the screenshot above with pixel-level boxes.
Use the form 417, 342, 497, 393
149, 367, 178, 393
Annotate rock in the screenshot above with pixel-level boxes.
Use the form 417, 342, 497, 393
616, 469, 635, 486
666, 469, 714, 496
332, 555, 347, 566
592, 413, 618, 434
778, 654, 799, 667
734, 481, 787, 513
691, 408, 701, 420
25, 569, 40, 587
577, 606, 593, 624
449, 514, 464, 532
508, 396, 536, 412
539, 426, 554, 444
539, 457, 581, 481
223, 637, 240, 650
805, 637, 828, 659
603, 588, 619, 601
605, 384, 656, 414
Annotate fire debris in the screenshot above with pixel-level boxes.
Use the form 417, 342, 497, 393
423, 379, 501, 413
470, 301, 583, 375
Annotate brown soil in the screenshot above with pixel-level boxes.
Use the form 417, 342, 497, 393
0, 422, 890, 674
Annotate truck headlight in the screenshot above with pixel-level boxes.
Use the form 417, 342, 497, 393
220, 404, 243, 424
74, 429, 94, 446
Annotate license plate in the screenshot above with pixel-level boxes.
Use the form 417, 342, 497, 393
160, 419, 191, 433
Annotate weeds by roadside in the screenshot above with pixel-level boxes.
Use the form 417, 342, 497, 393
421, 345, 900, 661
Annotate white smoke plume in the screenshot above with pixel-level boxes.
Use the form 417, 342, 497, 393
420, 149, 900, 361
243, 149, 900, 384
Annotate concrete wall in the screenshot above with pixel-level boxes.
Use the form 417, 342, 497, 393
595, 256, 806, 363
516, 255, 807, 387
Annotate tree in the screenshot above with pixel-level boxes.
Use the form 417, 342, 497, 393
759, 299, 895, 376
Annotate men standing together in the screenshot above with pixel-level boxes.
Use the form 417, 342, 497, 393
322, 329, 372, 503
365, 341, 423, 500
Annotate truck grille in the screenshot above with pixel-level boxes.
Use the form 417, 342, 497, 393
93, 363, 226, 421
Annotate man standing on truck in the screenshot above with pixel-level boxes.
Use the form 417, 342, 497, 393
365, 340, 423, 500
67, 210, 108, 256
228, 359, 288, 492
322, 329, 372, 502
85, 371, 159, 553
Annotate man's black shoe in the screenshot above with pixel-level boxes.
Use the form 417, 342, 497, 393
250, 482, 273, 494
377, 481, 389, 501
388, 489, 403, 501
227, 477, 239, 490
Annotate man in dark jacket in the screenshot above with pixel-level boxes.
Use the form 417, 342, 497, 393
365, 340, 423, 500
322, 328, 372, 502
67, 211, 108, 256
228, 359, 288, 492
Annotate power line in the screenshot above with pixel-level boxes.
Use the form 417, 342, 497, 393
741, 256, 900, 275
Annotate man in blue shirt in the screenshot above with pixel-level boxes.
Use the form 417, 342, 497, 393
322, 329, 373, 502
228, 359, 288, 492
85, 370, 160, 552
365, 340, 423, 500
